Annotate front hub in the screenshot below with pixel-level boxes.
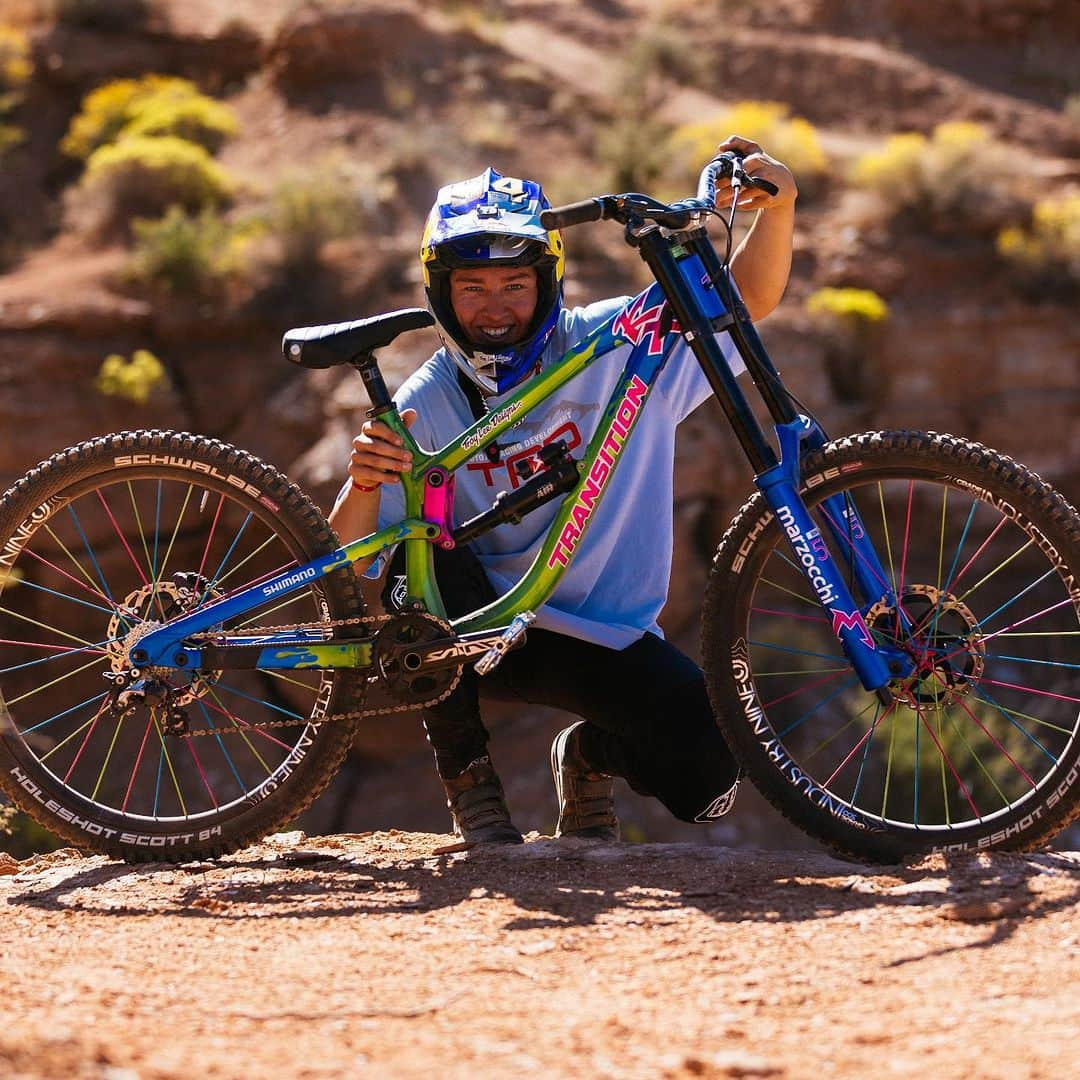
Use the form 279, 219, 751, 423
867, 584, 985, 707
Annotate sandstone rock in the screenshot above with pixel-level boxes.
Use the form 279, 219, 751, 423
265, 4, 434, 91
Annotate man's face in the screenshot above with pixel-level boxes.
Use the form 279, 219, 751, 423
449, 265, 538, 350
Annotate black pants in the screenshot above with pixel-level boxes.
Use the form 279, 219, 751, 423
384, 546, 740, 823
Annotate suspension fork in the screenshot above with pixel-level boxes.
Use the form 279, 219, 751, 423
755, 417, 914, 693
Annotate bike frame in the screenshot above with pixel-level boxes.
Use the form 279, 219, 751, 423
132, 224, 913, 691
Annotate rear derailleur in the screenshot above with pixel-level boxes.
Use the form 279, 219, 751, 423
103, 671, 192, 736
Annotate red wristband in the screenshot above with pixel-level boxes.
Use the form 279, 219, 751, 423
351, 479, 379, 493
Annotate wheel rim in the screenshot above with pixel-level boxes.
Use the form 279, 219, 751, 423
741, 474, 1080, 833
0, 471, 339, 829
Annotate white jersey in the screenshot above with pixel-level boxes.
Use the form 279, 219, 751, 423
378, 297, 744, 648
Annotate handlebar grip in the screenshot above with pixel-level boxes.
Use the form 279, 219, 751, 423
747, 176, 780, 197
540, 199, 605, 229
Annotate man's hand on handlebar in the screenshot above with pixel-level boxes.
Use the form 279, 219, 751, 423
713, 135, 798, 213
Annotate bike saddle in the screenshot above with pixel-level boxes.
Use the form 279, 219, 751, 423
282, 308, 435, 369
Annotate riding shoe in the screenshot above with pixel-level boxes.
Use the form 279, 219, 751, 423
551, 721, 620, 841
442, 755, 524, 845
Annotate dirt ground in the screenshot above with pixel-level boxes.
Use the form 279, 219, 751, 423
2, 832, 1078, 1080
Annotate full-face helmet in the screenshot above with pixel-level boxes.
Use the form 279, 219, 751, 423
421, 167, 565, 395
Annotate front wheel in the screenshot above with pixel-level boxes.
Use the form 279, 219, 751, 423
0, 431, 364, 862
703, 431, 1080, 862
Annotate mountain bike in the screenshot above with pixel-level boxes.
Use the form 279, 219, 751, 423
1, 155, 1077, 864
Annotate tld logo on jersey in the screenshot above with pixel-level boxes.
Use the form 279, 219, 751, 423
612, 294, 679, 357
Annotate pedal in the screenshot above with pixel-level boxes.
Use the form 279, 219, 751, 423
474, 612, 535, 676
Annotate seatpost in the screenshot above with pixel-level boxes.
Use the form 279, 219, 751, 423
351, 352, 395, 418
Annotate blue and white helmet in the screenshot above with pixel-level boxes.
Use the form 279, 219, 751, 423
421, 167, 565, 395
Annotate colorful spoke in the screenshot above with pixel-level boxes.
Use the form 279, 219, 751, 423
6, 652, 108, 708
18, 689, 109, 737
973, 567, 1057, 633
823, 698, 893, 789
42, 522, 115, 606
777, 674, 861, 739
850, 699, 883, 807
749, 639, 848, 665
202, 511, 254, 604
194, 492, 225, 588
154, 715, 188, 817
96, 488, 150, 587
970, 685, 1057, 765
908, 691, 982, 819
121, 713, 156, 813
90, 710, 127, 802
956, 536, 1035, 606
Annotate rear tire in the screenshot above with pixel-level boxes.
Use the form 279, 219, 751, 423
703, 431, 1080, 862
0, 430, 364, 862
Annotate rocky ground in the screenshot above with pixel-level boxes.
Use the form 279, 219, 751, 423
2, 831, 1079, 1079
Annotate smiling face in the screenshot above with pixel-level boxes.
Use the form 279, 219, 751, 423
448, 265, 539, 350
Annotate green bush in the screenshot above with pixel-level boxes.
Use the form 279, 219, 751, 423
95, 349, 168, 404
997, 193, 1080, 296
76, 134, 233, 234
62, 75, 237, 160
595, 27, 699, 192
263, 159, 369, 272
669, 101, 827, 189
851, 121, 1009, 225
126, 206, 250, 295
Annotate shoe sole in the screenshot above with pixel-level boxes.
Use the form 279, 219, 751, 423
550, 728, 569, 838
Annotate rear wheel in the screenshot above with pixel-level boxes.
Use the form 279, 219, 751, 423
703, 431, 1080, 862
0, 431, 364, 862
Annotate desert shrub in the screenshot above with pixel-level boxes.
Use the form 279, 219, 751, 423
806, 286, 890, 406
851, 122, 1010, 227
668, 101, 827, 191
997, 193, 1080, 297
806, 286, 889, 326
95, 348, 168, 404
62, 75, 237, 160
0, 24, 30, 157
126, 206, 251, 295
595, 26, 701, 192
262, 158, 378, 273
75, 134, 233, 234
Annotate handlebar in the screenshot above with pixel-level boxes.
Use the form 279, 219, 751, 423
540, 153, 779, 232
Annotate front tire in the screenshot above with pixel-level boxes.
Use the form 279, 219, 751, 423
703, 431, 1080, 862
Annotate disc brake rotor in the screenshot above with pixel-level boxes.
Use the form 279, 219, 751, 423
867, 583, 985, 707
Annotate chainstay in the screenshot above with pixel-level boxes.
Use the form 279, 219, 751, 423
179, 611, 461, 736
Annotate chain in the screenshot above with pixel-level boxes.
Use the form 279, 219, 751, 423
176, 611, 462, 737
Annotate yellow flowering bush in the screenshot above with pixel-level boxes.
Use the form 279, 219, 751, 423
0, 24, 31, 157
96, 350, 168, 405
669, 102, 827, 188
61, 75, 237, 160
77, 135, 233, 234
997, 193, 1080, 294
852, 122, 1007, 222
806, 286, 890, 326
806, 287, 891, 406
